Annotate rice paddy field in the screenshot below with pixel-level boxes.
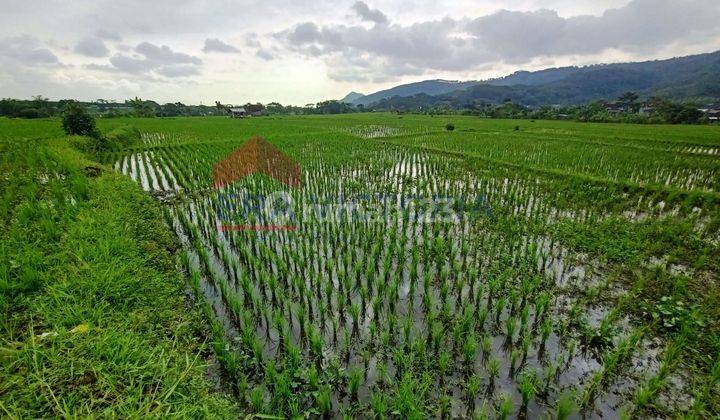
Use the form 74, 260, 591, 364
2, 114, 720, 418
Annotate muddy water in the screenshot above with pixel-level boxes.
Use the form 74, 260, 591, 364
172, 186, 605, 415
113, 143, 679, 418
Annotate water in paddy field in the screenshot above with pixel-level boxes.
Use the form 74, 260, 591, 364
113, 131, 695, 418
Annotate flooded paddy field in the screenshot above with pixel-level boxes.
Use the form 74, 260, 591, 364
101, 114, 720, 418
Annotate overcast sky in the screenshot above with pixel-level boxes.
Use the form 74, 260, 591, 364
1, 0, 718, 105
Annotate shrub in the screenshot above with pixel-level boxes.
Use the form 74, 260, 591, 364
105, 125, 141, 149
445, 123, 455, 131
62, 101, 101, 138
18, 108, 41, 119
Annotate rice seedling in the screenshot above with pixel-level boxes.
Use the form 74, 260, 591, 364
438, 393, 453, 418
554, 391, 577, 420
487, 357, 501, 394
347, 366, 363, 402
249, 385, 266, 413
497, 392, 514, 420
631, 337, 685, 415
518, 369, 538, 414
509, 349, 522, 378
465, 374, 482, 410
316, 386, 332, 417
371, 392, 388, 418
503, 316, 516, 349
472, 401, 492, 420
463, 332, 478, 372
538, 317, 553, 359
37, 113, 715, 418
438, 349, 452, 385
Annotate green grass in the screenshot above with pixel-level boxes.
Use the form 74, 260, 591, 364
0, 136, 237, 416
1, 114, 719, 417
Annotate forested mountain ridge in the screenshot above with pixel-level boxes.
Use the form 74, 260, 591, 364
351, 50, 720, 109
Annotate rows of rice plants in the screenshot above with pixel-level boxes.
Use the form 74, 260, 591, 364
382, 130, 720, 192
109, 114, 719, 417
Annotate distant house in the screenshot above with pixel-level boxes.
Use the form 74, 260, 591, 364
699, 104, 720, 122
603, 102, 629, 114
638, 106, 655, 116
708, 109, 720, 122
229, 107, 247, 118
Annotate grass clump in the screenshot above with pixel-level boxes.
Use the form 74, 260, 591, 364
0, 136, 237, 417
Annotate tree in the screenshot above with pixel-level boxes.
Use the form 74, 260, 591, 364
215, 101, 230, 115
266, 102, 284, 114
576, 101, 608, 121
0, 98, 21, 117
94, 99, 109, 112
617, 91, 640, 112
656, 101, 704, 124
128, 97, 156, 117
31, 95, 50, 110
62, 101, 101, 138
18, 108, 41, 119
244, 102, 266, 114
158, 102, 188, 117
314, 100, 353, 114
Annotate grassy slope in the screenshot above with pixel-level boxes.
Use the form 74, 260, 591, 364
0, 132, 237, 416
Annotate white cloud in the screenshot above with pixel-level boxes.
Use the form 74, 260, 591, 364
95, 29, 122, 42
465, 0, 720, 60
276, 0, 720, 81
74, 37, 110, 57
352, 1, 388, 24
88, 42, 202, 78
203, 38, 240, 53
0, 35, 61, 66
156, 64, 202, 77
135, 42, 202, 65
0, 0, 718, 104
256, 49, 275, 60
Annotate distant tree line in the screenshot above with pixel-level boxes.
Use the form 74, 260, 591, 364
1, 97, 360, 119
453, 97, 711, 125
2, 93, 716, 124
0, 96, 62, 118
215, 100, 357, 116
370, 91, 718, 125
0, 96, 224, 119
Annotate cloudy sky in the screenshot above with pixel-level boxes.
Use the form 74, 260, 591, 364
1, 0, 719, 105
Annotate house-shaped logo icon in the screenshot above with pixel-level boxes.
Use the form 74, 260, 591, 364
213, 136, 301, 189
